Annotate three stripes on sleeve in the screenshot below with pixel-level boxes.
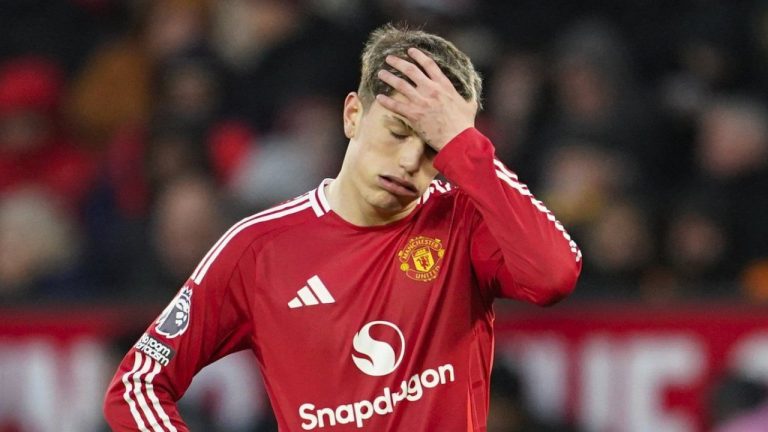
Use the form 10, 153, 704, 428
121, 352, 177, 432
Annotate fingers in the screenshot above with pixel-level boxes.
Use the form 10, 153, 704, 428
375, 93, 414, 118
377, 69, 420, 100
382, 48, 454, 95
405, 48, 453, 87
384, 54, 432, 88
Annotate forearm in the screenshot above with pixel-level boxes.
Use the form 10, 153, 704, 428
435, 128, 582, 303
103, 350, 187, 432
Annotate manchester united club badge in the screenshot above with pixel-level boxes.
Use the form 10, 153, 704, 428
398, 236, 445, 282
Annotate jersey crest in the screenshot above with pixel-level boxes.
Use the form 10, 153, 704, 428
398, 236, 445, 282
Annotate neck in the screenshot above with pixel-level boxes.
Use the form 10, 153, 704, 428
325, 171, 417, 227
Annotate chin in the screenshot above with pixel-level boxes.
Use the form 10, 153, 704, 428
368, 192, 411, 213
371, 197, 404, 212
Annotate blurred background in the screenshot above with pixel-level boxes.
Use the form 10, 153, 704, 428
1, 0, 768, 431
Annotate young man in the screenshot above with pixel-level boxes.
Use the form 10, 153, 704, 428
103, 24, 582, 431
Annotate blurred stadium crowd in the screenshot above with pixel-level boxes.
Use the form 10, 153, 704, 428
1, 0, 768, 306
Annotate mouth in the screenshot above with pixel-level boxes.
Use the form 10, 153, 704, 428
378, 175, 419, 198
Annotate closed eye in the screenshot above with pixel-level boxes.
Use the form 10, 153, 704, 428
390, 131, 409, 140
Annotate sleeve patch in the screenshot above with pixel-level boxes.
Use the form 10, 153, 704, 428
155, 286, 193, 339
135, 333, 176, 367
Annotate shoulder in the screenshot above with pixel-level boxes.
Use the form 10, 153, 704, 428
190, 190, 321, 284
418, 179, 478, 225
223, 190, 326, 247
419, 179, 459, 205
240, 192, 320, 236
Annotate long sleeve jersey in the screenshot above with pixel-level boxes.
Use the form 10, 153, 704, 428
103, 128, 582, 431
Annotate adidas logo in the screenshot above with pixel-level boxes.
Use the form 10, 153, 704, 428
288, 275, 335, 309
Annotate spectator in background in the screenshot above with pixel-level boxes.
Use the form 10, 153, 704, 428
0, 54, 99, 302
534, 141, 657, 298
66, 0, 209, 148
583, 199, 656, 297
655, 2, 757, 198
0, 56, 96, 210
99, 49, 246, 219
212, 0, 362, 132
484, 50, 545, 181
230, 95, 343, 209
543, 18, 667, 195
537, 142, 634, 232
144, 120, 212, 197
82, 46, 253, 299
661, 0, 755, 117
667, 96, 768, 297
0, 189, 87, 301
662, 200, 731, 296
144, 174, 231, 295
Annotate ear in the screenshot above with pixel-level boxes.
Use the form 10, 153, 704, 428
343, 92, 363, 139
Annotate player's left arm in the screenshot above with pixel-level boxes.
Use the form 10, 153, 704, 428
378, 48, 581, 305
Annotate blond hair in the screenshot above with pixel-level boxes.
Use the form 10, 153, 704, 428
357, 24, 482, 110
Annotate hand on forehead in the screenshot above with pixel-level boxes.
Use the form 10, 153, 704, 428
374, 47, 478, 151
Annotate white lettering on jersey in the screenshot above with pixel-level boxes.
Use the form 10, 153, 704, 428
299, 364, 455, 429
134, 334, 175, 366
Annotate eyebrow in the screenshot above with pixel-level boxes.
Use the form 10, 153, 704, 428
385, 115, 413, 131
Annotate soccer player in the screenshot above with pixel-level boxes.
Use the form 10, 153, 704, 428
103, 24, 582, 431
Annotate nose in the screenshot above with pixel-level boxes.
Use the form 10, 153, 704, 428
398, 137, 426, 174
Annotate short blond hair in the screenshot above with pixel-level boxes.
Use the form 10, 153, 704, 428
357, 24, 482, 110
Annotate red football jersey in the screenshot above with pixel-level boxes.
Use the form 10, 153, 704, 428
103, 128, 582, 431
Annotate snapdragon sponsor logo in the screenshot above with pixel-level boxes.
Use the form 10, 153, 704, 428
134, 333, 175, 366
351, 321, 404, 376
299, 364, 454, 430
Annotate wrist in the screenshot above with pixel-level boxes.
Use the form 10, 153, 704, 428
430, 125, 475, 152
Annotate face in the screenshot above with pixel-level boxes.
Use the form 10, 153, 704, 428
341, 92, 438, 219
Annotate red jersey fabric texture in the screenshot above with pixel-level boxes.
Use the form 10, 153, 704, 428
103, 127, 582, 431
